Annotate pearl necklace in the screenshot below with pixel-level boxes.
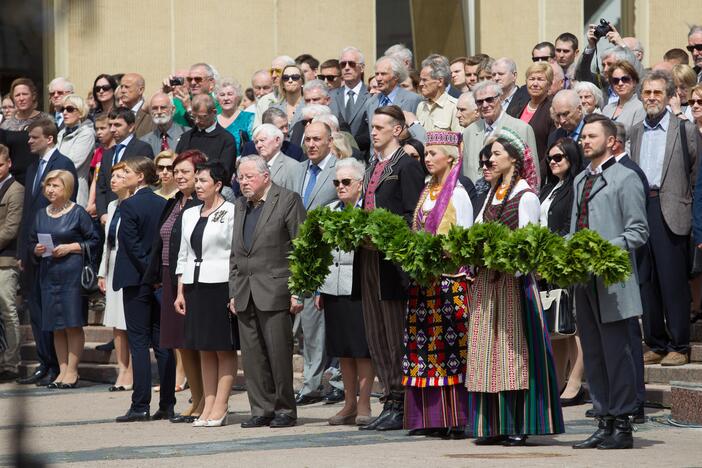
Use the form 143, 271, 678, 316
48, 201, 72, 215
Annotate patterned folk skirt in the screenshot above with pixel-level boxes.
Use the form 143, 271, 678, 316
403, 276, 470, 429
465, 270, 564, 437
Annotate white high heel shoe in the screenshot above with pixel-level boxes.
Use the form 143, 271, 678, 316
205, 407, 229, 427
192, 418, 208, 427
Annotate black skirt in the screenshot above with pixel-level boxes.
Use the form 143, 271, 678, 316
184, 281, 239, 351
322, 294, 370, 358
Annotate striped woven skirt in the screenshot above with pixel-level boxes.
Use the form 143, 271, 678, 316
466, 272, 564, 437
404, 385, 469, 429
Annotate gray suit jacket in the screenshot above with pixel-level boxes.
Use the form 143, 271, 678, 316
629, 113, 700, 235
602, 97, 646, 146
229, 183, 306, 311
461, 113, 539, 183
569, 161, 649, 323
329, 84, 371, 137
140, 123, 188, 156
292, 155, 339, 210
269, 152, 299, 191
365, 86, 422, 134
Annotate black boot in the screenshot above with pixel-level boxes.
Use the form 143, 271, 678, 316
375, 399, 404, 431
359, 399, 393, 431
572, 417, 614, 449
597, 416, 633, 449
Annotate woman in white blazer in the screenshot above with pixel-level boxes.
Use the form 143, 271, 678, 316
174, 161, 237, 427
97, 162, 133, 391
56, 94, 96, 207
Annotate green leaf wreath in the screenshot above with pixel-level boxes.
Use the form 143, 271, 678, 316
288, 207, 632, 295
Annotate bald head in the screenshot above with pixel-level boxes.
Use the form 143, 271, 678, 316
551, 89, 583, 132
251, 70, 274, 99
456, 92, 478, 128
120, 73, 145, 108
304, 121, 333, 164
622, 37, 644, 61
652, 61, 674, 73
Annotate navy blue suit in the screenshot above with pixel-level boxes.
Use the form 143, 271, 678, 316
19, 149, 78, 377
114, 188, 175, 414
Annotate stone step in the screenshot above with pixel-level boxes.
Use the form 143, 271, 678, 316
19, 361, 120, 383
644, 363, 702, 385
644, 383, 672, 408
20, 324, 114, 344
693, 322, 702, 341
671, 381, 702, 425
21, 342, 121, 365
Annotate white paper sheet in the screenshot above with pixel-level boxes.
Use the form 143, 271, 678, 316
37, 233, 54, 257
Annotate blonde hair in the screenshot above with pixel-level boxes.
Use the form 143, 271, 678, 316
672, 64, 698, 90
427, 144, 459, 163
42, 169, 75, 200
154, 150, 176, 166
61, 94, 90, 120
331, 131, 354, 159
525, 62, 554, 84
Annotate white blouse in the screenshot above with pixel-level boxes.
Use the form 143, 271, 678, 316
539, 180, 564, 227
476, 179, 540, 227
420, 184, 474, 229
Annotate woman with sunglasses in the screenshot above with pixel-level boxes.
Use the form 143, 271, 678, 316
274, 65, 306, 126
466, 129, 563, 446
602, 61, 645, 147
539, 138, 586, 407
90, 74, 118, 120
56, 95, 96, 207
153, 151, 178, 199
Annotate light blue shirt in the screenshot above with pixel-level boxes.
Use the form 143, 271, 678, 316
640, 111, 670, 188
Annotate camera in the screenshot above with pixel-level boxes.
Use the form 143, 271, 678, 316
169, 76, 185, 87
593, 19, 613, 40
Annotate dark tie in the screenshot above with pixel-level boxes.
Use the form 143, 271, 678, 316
161, 132, 169, 151
112, 144, 125, 166
107, 205, 121, 248
345, 90, 355, 122
303, 164, 321, 206
379, 94, 391, 107
33, 159, 48, 195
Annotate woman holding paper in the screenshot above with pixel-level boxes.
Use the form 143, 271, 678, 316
29, 169, 99, 388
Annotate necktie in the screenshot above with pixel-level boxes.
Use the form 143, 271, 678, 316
33, 159, 47, 195
107, 205, 121, 248
303, 164, 321, 206
345, 90, 355, 122
160, 132, 169, 151
379, 94, 391, 107
112, 144, 125, 166
55, 112, 63, 128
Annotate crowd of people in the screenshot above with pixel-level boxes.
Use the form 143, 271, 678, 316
0, 20, 701, 450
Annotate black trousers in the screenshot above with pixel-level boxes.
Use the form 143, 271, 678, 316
574, 281, 638, 417
122, 284, 175, 413
628, 318, 646, 406
641, 196, 691, 353
25, 263, 58, 374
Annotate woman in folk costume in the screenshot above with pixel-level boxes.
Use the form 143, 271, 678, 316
403, 131, 474, 439
465, 128, 564, 446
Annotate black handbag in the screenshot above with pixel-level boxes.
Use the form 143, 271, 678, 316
80, 242, 99, 295
539, 287, 576, 337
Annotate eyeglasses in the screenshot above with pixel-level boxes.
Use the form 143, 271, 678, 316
269, 68, 283, 76
478, 159, 493, 168
642, 89, 665, 98
531, 56, 554, 62
610, 76, 633, 85
332, 178, 356, 187
49, 90, 67, 96
339, 61, 358, 69
548, 153, 566, 163
686, 44, 702, 52
317, 74, 340, 82
94, 85, 112, 93
475, 95, 499, 106
282, 74, 302, 82
689, 99, 702, 107
157, 164, 173, 172
186, 76, 211, 84
61, 106, 78, 113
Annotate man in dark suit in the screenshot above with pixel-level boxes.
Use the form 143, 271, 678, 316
358, 106, 424, 431
96, 107, 154, 222
630, 70, 701, 367
547, 89, 585, 148
113, 159, 174, 422
119, 73, 154, 138
139, 92, 188, 155
229, 155, 306, 429
175, 94, 236, 181
16, 118, 78, 386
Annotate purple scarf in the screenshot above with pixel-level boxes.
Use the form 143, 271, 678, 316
423, 157, 463, 235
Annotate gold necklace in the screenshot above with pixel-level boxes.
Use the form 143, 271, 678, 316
495, 183, 509, 201
428, 182, 442, 201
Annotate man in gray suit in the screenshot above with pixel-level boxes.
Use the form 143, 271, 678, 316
229, 155, 306, 428
290, 122, 338, 405
571, 114, 648, 450
140, 92, 188, 155
462, 80, 539, 182
630, 70, 701, 367
252, 123, 297, 190
365, 56, 422, 134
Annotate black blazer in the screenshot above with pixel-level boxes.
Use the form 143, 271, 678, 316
96, 137, 154, 217
144, 192, 202, 286
510, 96, 555, 182
539, 178, 575, 237
505, 86, 531, 119
175, 124, 236, 180
362, 148, 425, 299
17, 150, 78, 263
113, 188, 166, 290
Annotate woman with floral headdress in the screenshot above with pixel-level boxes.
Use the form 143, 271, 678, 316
465, 128, 564, 446
402, 131, 473, 439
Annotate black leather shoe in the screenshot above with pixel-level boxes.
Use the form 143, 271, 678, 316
241, 416, 273, 428
560, 387, 585, 407
115, 410, 150, 423
503, 435, 528, 446
152, 408, 175, 420
169, 414, 197, 424
359, 400, 393, 430
270, 414, 296, 428
573, 417, 614, 449
375, 401, 404, 431
632, 404, 645, 424
474, 435, 507, 445
46, 381, 61, 389
95, 340, 115, 352
17, 368, 47, 385
323, 387, 345, 404
597, 417, 633, 449
295, 393, 323, 406
35, 372, 59, 387
585, 407, 595, 418
441, 427, 469, 440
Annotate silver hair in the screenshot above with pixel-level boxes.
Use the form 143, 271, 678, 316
301, 104, 332, 120
457, 92, 477, 111
340, 46, 365, 64
190, 62, 218, 81
303, 79, 329, 96
601, 46, 644, 78
192, 93, 216, 113
261, 106, 288, 124
471, 80, 503, 98
335, 157, 366, 180
553, 89, 581, 108
689, 25, 702, 38
376, 56, 408, 83
313, 113, 339, 131
272, 55, 296, 67
236, 155, 270, 176
252, 123, 284, 142
215, 77, 243, 98
573, 81, 604, 110
493, 57, 517, 75
48, 77, 74, 92
642, 69, 676, 98
420, 54, 451, 85
384, 44, 413, 65
613, 121, 627, 143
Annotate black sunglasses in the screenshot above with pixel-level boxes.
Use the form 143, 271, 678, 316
94, 84, 112, 93
532, 56, 554, 62
339, 61, 358, 69
317, 74, 340, 82
686, 44, 702, 52
475, 95, 498, 106
282, 74, 302, 82
61, 106, 78, 113
157, 164, 173, 172
548, 153, 566, 163
478, 159, 493, 168
610, 76, 633, 85
689, 98, 702, 106
333, 178, 355, 187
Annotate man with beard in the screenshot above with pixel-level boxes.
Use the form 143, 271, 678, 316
140, 93, 188, 155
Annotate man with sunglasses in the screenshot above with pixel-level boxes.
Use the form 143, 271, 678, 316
172, 63, 221, 128
532, 42, 556, 64
547, 89, 585, 148
318, 59, 342, 89
688, 25, 702, 83
461, 80, 538, 182
47, 77, 74, 130
119, 73, 154, 138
